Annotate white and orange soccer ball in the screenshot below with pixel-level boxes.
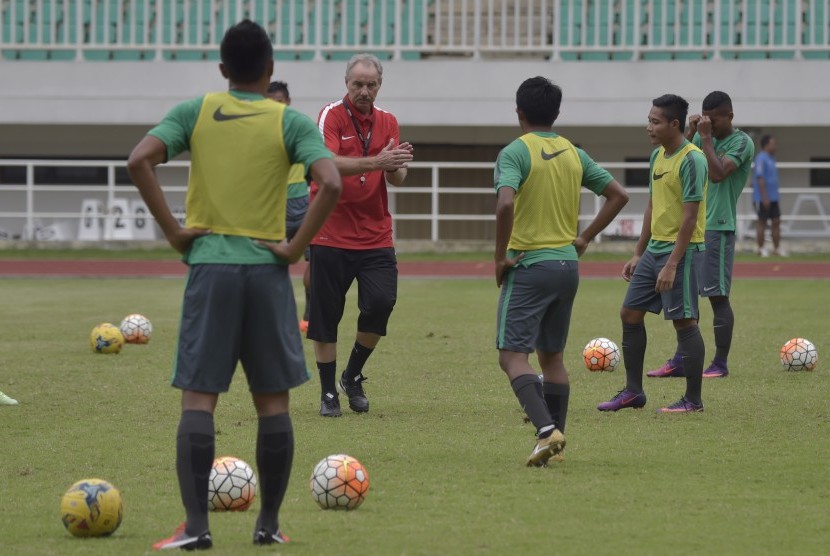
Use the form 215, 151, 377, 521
90, 323, 124, 354
208, 456, 257, 511
583, 337, 621, 372
780, 338, 818, 371
119, 314, 153, 344
310, 454, 370, 510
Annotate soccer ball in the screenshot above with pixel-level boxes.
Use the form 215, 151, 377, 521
90, 323, 124, 354
60, 478, 123, 537
208, 456, 257, 511
310, 454, 370, 510
583, 337, 621, 372
119, 314, 152, 344
780, 338, 818, 371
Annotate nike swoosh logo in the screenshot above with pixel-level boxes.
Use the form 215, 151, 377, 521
341, 135, 355, 140
703, 285, 720, 292
540, 148, 568, 161
212, 106, 266, 122
667, 306, 681, 313
652, 171, 670, 180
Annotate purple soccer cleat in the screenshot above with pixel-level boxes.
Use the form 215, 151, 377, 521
657, 397, 704, 413
597, 389, 647, 412
702, 362, 729, 378
647, 358, 685, 378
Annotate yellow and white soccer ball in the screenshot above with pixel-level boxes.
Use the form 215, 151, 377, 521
119, 314, 153, 344
89, 323, 124, 354
60, 478, 123, 537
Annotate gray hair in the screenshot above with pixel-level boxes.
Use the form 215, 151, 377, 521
345, 53, 383, 80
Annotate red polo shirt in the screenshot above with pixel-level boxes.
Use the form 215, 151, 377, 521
310, 96, 401, 249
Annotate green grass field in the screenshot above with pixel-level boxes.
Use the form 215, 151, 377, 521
1, 276, 828, 555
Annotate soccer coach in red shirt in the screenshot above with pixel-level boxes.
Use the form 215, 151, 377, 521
309, 53, 414, 418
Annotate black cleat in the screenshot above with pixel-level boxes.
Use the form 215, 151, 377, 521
320, 392, 341, 417
338, 373, 369, 413
253, 528, 290, 545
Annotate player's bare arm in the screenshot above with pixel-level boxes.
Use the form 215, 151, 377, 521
623, 200, 652, 282
756, 175, 770, 208
697, 116, 738, 182
494, 187, 524, 287
575, 179, 629, 256
127, 135, 211, 254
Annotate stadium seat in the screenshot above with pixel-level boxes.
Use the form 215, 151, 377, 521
803, 0, 830, 59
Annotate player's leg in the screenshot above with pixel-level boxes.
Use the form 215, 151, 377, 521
701, 230, 735, 377
755, 202, 769, 257
535, 259, 579, 435
339, 248, 398, 413
308, 246, 354, 417
154, 264, 248, 550
285, 197, 310, 332
301, 259, 311, 328
658, 249, 705, 412
496, 262, 564, 466
770, 202, 786, 256
598, 252, 660, 411
240, 263, 308, 544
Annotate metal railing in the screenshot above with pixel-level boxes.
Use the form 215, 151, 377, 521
1, 1, 828, 61
1, 158, 830, 243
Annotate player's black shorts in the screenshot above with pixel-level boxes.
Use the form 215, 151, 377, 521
307, 246, 398, 343
755, 201, 781, 221
172, 264, 309, 393
285, 197, 310, 261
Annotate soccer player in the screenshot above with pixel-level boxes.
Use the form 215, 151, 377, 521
0, 389, 18, 405
648, 91, 754, 379
127, 20, 341, 549
266, 80, 312, 333
753, 135, 785, 257
598, 94, 708, 413
494, 76, 629, 466
309, 53, 413, 417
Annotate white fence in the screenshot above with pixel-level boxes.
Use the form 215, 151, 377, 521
1, 0, 829, 61
1, 159, 830, 244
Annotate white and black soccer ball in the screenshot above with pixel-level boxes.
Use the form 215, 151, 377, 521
310, 454, 369, 510
119, 314, 153, 344
208, 456, 257, 511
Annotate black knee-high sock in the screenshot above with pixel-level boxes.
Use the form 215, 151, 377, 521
176, 410, 215, 536
303, 289, 310, 322
255, 413, 294, 535
511, 374, 554, 436
622, 322, 647, 393
711, 297, 734, 366
343, 342, 374, 381
678, 324, 705, 405
543, 382, 570, 433
317, 361, 337, 396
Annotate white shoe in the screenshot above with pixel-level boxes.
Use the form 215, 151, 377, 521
758, 247, 770, 258
774, 248, 788, 257
0, 391, 18, 405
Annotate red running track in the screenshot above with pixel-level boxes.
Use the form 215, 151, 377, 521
0, 259, 828, 279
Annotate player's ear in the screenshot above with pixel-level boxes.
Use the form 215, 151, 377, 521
219, 63, 229, 79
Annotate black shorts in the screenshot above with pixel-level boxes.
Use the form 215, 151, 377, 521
755, 201, 781, 220
173, 264, 309, 393
307, 246, 398, 342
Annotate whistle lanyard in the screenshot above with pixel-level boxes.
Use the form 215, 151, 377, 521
343, 97, 373, 157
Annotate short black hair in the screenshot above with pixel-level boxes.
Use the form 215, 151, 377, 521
220, 19, 273, 84
652, 94, 689, 132
760, 134, 774, 148
267, 81, 290, 97
702, 90, 733, 112
516, 76, 562, 127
